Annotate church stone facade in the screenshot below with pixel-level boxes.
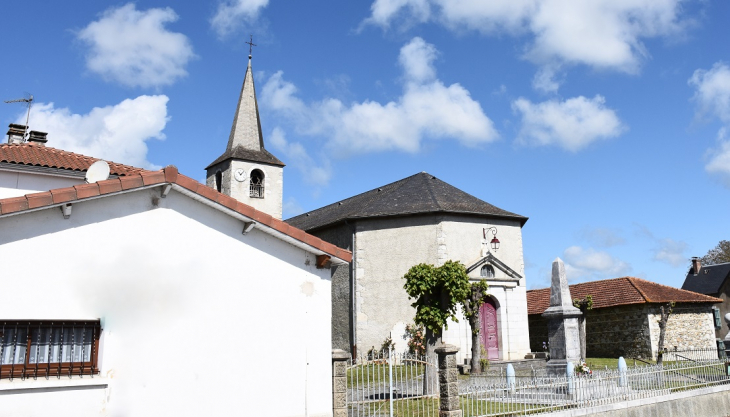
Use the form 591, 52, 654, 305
286, 173, 532, 362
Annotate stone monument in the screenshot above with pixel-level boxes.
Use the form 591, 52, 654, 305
543, 258, 583, 376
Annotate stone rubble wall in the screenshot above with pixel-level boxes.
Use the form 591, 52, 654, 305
529, 303, 717, 359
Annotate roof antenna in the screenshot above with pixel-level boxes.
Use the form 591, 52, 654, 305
4, 93, 33, 141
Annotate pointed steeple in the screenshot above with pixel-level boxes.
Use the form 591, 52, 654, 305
227, 57, 265, 152
206, 55, 284, 169
206, 50, 284, 220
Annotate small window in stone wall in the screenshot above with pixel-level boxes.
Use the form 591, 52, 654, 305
713, 307, 722, 329
215, 171, 222, 193
480, 264, 495, 278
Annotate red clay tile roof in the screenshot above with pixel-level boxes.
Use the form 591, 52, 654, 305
527, 277, 721, 315
0, 166, 351, 263
0, 143, 145, 176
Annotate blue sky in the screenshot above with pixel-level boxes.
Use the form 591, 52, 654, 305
2, 1, 729, 289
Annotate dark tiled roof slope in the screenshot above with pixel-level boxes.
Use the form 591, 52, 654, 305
0, 143, 145, 176
206, 146, 285, 169
682, 263, 730, 295
286, 172, 528, 231
0, 166, 351, 263
527, 277, 721, 316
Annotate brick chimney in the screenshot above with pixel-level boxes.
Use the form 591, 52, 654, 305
27, 130, 48, 146
691, 257, 701, 276
6, 124, 25, 144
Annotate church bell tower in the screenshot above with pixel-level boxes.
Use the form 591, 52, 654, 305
206, 48, 284, 219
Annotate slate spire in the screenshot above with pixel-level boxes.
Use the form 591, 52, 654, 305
227, 56, 264, 152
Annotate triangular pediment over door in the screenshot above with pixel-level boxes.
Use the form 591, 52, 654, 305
465, 252, 522, 282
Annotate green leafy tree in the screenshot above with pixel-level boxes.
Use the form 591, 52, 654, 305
573, 295, 593, 360
462, 280, 490, 374
403, 260, 470, 390
700, 240, 730, 266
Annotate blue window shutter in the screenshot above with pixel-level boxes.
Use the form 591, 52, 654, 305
713, 307, 722, 329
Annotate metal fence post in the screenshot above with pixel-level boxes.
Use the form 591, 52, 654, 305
389, 345, 394, 417
435, 344, 461, 417
332, 349, 350, 417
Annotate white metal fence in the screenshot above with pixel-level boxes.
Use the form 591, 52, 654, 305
346, 349, 438, 417
459, 359, 730, 417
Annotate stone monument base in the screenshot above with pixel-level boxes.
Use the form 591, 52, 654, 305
546, 359, 570, 377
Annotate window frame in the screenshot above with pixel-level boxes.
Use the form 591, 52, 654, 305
0, 320, 102, 380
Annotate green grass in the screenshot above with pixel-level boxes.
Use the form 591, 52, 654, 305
347, 362, 425, 386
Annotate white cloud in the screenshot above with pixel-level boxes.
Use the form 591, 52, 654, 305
398, 37, 438, 83
513, 95, 625, 152
17, 96, 169, 169
211, 0, 270, 38
563, 246, 631, 282
532, 66, 561, 94
78, 4, 195, 88
689, 62, 730, 123
689, 62, 730, 185
269, 127, 331, 186
579, 227, 626, 248
364, 0, 688, 90
261, 37, 498, 156
653, 238, 688, 267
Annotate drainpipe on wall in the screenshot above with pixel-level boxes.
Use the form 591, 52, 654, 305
345, 219, 358, 359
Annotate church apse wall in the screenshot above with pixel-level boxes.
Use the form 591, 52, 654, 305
353, 215, 441, 355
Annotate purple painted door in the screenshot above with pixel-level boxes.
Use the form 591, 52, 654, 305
480, 298, 499, 360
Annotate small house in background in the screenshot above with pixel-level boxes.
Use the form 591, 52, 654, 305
681, 257, 730, 339
527, 277, 721, 359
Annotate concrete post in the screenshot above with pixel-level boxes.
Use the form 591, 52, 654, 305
332, 349, 350, 417
436, 344, 461, 417
618, 357, 627, 387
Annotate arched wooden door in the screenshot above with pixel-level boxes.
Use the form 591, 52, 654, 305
480, 298, 499, 360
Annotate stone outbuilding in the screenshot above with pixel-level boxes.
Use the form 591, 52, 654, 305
286, 172, 532, 363
527, 277, 721, 359
681, 258, 730, 339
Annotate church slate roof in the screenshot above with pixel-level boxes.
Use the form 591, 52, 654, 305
206, 145, 285, 169
0, 143, 145, 176
286, 172, 528, 232
681, 262, 730, 295
527, 277, 721, 315
0, 166, 351, 264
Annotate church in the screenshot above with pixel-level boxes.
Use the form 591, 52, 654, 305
286, 172, 532, 362
196, 52, 533, 363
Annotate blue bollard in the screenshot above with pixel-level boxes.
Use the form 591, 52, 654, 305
506, 363, 516, 394
567, 362, 575, 395
618, 357, 627, 387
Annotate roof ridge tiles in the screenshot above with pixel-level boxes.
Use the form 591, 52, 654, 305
0, 165, 351, 263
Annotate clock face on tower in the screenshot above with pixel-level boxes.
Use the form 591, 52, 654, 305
234, 169, 246, 182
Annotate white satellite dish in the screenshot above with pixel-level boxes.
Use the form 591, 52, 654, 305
86, 160, 110, 183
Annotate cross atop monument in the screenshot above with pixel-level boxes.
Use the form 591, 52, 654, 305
246, 35, 257, 58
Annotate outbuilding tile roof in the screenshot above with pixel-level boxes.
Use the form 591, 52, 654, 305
0, 143, 145, 176
286, 172, 528, 231
682, 263, 730, 295
527, 277, 721, 315
0, 166, 351, 263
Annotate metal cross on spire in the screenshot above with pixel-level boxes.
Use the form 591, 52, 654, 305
245, 35, 256, 58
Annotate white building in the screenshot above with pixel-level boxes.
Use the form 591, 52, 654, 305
0, 55, 350, 417
286, 173, 532, 363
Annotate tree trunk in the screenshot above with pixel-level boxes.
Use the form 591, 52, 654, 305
469, 313, 482, 374
423, 327, 439, 396
579, 315, 587, 360
657, 305, 671, 365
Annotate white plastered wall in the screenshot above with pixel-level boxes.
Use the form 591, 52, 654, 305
438, 215, 531, 362
0, 170, 84, 198
353, 214, 530, 362
0, 188, 331, 417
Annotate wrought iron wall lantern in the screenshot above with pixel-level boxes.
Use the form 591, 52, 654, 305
483, 227, 500, 251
